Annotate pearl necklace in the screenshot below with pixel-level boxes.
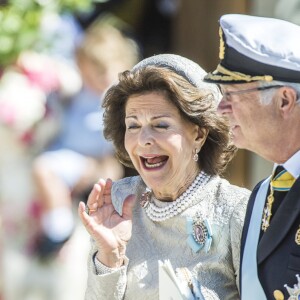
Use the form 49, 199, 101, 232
140, 171, 211, 222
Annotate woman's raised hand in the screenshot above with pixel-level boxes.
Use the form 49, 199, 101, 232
78, 178, 136, 268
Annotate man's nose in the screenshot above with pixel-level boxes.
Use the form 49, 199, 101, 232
217, 97, 232, 115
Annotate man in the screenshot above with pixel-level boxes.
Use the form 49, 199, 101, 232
204, 14, 300, 300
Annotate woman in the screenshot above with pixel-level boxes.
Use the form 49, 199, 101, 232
78, 54, 250, 299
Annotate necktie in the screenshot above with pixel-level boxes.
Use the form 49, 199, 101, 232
261, 166, 296, 232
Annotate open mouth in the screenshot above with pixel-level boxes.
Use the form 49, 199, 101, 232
140, 155, 169, 169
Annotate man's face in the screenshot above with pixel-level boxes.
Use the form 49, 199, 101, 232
217, 82, 280, 156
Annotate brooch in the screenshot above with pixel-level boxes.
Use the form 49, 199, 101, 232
284, 274, 300, 300
140, 187, 151, 208
186, 213, 213, 253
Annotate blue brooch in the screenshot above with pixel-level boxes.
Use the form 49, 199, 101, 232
186, 214, 213, 253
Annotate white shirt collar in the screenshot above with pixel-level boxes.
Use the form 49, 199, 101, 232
273, 149, 300, 178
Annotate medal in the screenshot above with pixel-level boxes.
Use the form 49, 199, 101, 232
261, 191, 274, 231
284, 274, 300, 300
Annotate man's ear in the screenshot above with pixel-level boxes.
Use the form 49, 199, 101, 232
279, 86, 297, 116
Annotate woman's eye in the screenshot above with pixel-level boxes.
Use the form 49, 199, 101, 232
127, 124, 140, 130
155, 123, 169, 129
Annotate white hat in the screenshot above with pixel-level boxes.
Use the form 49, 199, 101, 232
134, 54, 221, 101
204, 14, 300, 84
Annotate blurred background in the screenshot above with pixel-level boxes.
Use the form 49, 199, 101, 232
0, 0, 299, 299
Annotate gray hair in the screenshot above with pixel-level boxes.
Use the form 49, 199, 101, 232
259, 80, 300, 105
133, 54, 222, 104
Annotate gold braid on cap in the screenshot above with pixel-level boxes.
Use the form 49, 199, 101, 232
219, 27, 225, 59
205, 64, 274, 82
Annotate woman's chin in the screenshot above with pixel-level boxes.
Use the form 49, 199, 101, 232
141, 175, 166, 191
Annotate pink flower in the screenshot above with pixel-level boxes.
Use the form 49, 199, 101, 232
0, 102, 16, 126
17, 51, 60, 93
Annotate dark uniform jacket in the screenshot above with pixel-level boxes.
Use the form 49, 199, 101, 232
240, 177, 300, 299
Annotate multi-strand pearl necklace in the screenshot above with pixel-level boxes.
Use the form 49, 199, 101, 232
140, 171, 211, 222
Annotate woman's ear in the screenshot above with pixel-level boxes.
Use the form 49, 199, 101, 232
195, 126, 208, 148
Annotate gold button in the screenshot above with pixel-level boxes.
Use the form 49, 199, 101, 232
273, 290, 284, 300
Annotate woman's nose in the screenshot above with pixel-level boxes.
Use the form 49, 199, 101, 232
138, 127, 153, 146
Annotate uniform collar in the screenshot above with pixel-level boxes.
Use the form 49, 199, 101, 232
274, 149, 300, 178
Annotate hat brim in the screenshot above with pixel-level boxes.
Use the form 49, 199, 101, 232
204, 64, 274, 84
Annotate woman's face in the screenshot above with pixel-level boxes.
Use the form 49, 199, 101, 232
124, 91, 205, 200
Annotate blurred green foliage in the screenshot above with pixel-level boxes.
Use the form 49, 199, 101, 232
0, 0, 93, 68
